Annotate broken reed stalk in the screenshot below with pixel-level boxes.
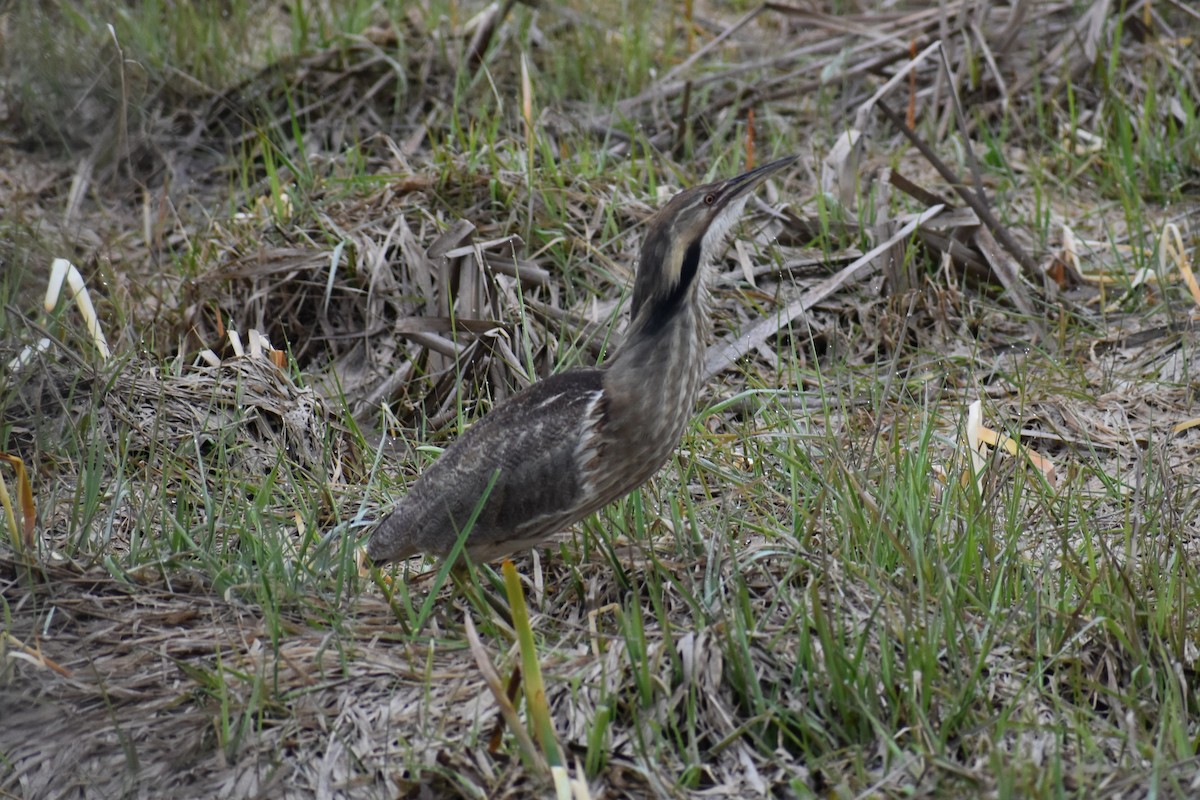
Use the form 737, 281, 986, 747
875, 100, 1040, 280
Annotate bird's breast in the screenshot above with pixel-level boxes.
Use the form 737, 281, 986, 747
586, 308, 707, 499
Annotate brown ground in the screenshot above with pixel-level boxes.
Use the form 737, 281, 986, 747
2, 1, 1199, 798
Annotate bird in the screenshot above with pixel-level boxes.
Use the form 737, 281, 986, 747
366, 155, 796, 566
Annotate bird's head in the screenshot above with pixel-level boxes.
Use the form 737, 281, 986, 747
628, 155, 796, 330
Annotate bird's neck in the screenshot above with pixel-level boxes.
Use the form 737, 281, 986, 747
605, 283, 708, 414
622, 290, 709, 357
599, 297, 707, 460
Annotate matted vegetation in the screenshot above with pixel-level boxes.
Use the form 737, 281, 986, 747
2, 1, 1199, 797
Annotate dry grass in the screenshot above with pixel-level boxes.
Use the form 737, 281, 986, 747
3, 1, 1200, 798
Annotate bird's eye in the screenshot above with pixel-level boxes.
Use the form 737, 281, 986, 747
703, 193, 716, 205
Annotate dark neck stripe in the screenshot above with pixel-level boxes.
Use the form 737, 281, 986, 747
632, 239, 701, 338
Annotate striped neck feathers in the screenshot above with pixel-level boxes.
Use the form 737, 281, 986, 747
626, 192, 751, 340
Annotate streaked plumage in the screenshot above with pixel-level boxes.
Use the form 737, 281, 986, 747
366, 156, 796, 564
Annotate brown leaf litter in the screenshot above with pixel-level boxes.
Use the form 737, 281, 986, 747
2, 0, 1200, 797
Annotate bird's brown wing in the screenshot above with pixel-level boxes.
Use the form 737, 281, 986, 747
366, 367, 608, 562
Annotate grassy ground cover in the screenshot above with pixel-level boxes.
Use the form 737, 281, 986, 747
2, 1, 1199, 797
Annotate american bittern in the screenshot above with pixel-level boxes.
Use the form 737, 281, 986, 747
367, 156, 795, 565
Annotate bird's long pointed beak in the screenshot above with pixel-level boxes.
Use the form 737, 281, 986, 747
713, 155, 798, 208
